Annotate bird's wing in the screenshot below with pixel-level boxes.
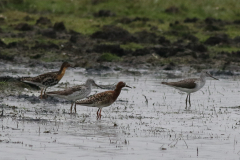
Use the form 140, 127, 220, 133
41, 76, 59, 86
47, 85, 86, 96
98, 83, 117, 90
76, 91, 113, 106
21, 71, 58, 83
162, 78, 198, 89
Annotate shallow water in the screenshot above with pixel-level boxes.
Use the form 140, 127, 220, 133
1, 66, 240, 160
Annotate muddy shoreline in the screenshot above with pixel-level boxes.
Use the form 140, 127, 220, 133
1, 14, 240, 72
0, 60, 238, 105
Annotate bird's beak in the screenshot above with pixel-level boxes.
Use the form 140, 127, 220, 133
94, 83, 104, 89
206, 72, 219, 80
125, 85, 132, 88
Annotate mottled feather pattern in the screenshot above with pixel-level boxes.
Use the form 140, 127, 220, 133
162, 78, 198, 89
21, 71, 60, 87
76, 91, 114, 107
42, 76, 59, 87
21, 71, 58, 82
75, 81, 131, 116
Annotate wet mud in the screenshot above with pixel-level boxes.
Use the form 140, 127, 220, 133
1, 64, 240, 159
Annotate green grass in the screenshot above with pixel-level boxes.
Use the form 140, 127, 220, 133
98, 53, 122, 62
194, 32, 210, 43
39, 51, 69, 62
1, 0, 240, 66
207, 45, 240, 58
1, 37, 25, 44
2, 0, 240, 20
0, 81, 8, 90
120, 42, 144, 51
209, 46, 240, 52
225, 25, 240, 38
1, 36, 67, 49
0, 81, 7, 86
1, 0, 240, 35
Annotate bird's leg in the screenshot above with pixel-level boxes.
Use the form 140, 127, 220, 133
189, 93, 191, 107
43, 87, 47, 95
99, 108, 102, 119
42, 87, 48, 98
185, 94, 189, 109
70, 103, 73, 114
97, 108, 100, 119
74, 103, 77, 113
40, 88, 43, 99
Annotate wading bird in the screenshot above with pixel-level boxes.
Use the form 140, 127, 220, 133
76, 81, 131, 119
162, 71, 218, 109
20, 62, 74, 99
47, 79, 103, 113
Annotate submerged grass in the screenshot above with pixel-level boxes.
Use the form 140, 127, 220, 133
0, 81, 7, 88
